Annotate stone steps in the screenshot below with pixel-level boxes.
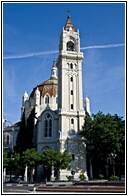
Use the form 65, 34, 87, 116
35, 185, 125, 193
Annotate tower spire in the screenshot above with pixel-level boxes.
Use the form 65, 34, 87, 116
50, 61, 57, 79
64, 11, 75, 32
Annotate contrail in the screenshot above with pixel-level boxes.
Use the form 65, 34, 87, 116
3, 50, 58, 59
81, 43, 125, 50
3, 43, 125, 60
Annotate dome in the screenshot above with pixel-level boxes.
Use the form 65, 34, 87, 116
30, 78, 58, 99
30, 63, 58, 99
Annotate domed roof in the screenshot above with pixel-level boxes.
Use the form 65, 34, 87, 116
30, 78, 58, 99
30, 63, 58, 99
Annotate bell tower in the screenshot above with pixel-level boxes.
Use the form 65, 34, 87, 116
56, 14, 87, 180
57, 14, 84, 112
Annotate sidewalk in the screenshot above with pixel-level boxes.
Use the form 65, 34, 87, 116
3, 181, 125, 194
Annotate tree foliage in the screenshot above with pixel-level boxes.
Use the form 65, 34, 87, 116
15, 108, 37, 154
40, 150, 72, 169
40, 150, 72, 180
15, 110, 26, 154
21, 148, 41, 167
3, 153, 20, 170
18, 148, 42, 182
81, 111, 125, 161
25, 108, 37, 149
15, 149, 72, 181
53, 150, 72, 170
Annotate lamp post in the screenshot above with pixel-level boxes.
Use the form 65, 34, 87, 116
110, 153, 116, 176
105, 159, 109, 180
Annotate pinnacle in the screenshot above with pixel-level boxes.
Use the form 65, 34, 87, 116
64, 15, 75, 31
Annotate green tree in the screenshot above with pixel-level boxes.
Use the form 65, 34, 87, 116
15, 108, 37, 154
25, 108, 37, 149
53, 150, 72, 180
81, 112, 125, 178
15, 111, 26, 154
21, 148, 41, 182
113, 114, 125, 177
4, 153, 20, 181
40, 150, 72, 181
40, 150, 56, 181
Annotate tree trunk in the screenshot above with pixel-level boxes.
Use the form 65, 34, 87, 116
30, 168, 33, 182
3, 168, 6, 183
56, 170, 60, 181
10, 169, 12, 182
24, 165, 28, 182
89, 157, 93, 180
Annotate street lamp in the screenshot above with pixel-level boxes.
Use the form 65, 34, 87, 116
110, 153, 117, 176
105, 159, 109, 180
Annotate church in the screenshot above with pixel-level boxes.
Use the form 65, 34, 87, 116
5, 14, 91, 181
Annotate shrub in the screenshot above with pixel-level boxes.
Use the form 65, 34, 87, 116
79, 173, 86, 181
98, 174, 104, 179
66, 175, 74, 181
110, 175, 119, 181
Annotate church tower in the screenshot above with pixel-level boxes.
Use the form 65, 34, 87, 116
56, 14, 87, 179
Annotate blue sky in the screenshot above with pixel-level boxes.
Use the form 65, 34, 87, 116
3, 2, 125, 124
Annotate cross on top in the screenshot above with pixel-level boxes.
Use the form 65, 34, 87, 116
67, 10, 71, 17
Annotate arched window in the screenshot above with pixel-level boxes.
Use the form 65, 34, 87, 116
44, 113, 52, 137
45, 95, 49, 104
67, 41, 74, 51
70, 76, 73, 82
49, 119, 52, 137
44, 119, 48, 137
43, 146, 50, 152
72, 154, 75, 161
71, 118, 74, 124
74, 63, 77, 69
71, 104, 73, 109
70, 63, 73, 69
71, 90, 73, 95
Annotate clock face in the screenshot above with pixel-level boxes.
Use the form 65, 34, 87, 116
71, 143, 76, 149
